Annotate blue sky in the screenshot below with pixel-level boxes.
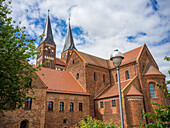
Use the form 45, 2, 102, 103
10, 0, 170, 84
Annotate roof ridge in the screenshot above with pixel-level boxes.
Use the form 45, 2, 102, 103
78, 51, 108, 61
94, 84, 112, 99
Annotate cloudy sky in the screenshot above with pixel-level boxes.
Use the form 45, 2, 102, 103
10, 0, 170, 83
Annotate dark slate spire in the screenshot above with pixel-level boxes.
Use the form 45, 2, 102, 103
39, 10, 55, 45
62, 19, 77, 52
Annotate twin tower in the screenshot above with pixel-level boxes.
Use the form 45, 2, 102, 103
36, 13, 77, 69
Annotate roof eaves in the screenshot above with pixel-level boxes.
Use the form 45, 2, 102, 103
109, 61, 136, 70
94, 95, 119, 100
46, 89, 90, 96
87, 63, 109, 69
94, 84, 112, 99
143, 73, 165, 77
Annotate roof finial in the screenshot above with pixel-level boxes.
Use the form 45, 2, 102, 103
48, 10, 50, 16
68, 18, 70, 24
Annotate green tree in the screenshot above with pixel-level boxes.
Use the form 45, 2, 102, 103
0, 0, 41, 111
139, 56, 170, 128
74, 115, 118, 128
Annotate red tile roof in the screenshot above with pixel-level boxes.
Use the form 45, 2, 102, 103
55, 58, 66, 66
78, 51, 109, 68
108, 46, 142, 69
77, 46, 143, 69
36, 67, 88, 95
126, 85, 143, 96
144, 63, 164, 76
95, 80, 131, 99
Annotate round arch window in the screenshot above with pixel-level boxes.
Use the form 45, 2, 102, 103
149, 83, 156, 98
20, 120, 29, 128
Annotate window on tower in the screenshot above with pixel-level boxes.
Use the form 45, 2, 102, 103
149, 83, 156, 98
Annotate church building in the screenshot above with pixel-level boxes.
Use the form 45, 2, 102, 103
0, 13, 169, 128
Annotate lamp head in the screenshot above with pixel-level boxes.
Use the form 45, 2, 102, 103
110, 49, 124, 67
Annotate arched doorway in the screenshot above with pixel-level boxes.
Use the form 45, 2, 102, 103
20, 120, 29, 128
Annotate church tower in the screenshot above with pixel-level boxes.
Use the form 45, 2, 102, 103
36, 10, 56, 69
61, 19, 77, 63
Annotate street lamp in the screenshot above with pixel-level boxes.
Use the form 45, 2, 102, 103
110, 49, 124, 128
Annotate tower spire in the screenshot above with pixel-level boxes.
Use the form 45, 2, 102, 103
62, 19, 77, 52
39, 10, 55, 45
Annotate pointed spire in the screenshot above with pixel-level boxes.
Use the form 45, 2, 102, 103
62, 19, 77, 52
39, 10, 55, 45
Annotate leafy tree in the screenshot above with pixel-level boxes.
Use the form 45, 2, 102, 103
139, 56, 170, 128
0, 0, 41, 111
74, 115, 118, 128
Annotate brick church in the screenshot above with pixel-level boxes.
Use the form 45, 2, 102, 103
1, 14, 169, 128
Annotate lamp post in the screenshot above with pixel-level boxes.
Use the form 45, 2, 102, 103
110, 49, 124, 128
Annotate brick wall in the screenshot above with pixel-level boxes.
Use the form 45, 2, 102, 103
0, 77, 47, 128
125, 96, 146, 128
95, 98, 121, 125
37, 42, 56, 69
45, 92, 89, 128
66, 51, 87, 90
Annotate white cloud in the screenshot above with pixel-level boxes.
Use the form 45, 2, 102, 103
10, 0, 170, 85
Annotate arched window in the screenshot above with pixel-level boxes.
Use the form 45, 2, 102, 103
103, 74, 105, 83
59, 102, 64, 111
25, 98, 32, 109
149, 83, 156, 98
20, 120, 29, 128
94, 73, 96, 81
48, 101, 53, 111
70, 102, 74, 111
141, 109, 144, 119
72, 60, 74, 64
79, 103, 83, 111
115, 73, 117, 82
63, 119, 68, 124
126, 71, 130, 80
76, 73, 79, 80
